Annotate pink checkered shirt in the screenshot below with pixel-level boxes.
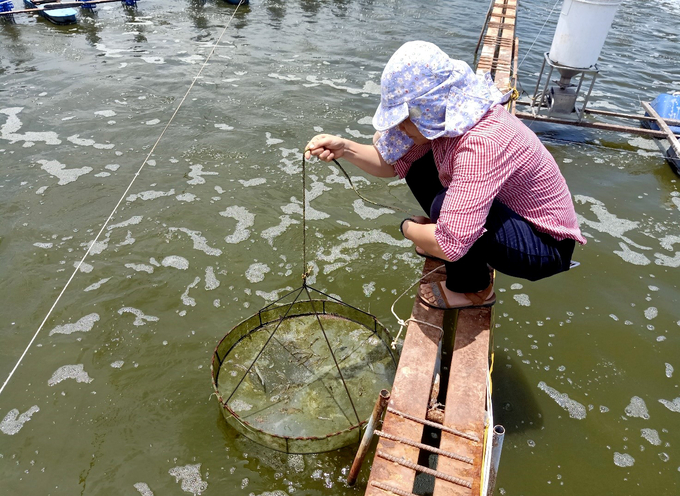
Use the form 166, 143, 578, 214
392, 105, 586, 261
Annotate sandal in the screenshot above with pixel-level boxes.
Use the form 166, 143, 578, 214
415, 246, 448, 264
418, 281, 496, 310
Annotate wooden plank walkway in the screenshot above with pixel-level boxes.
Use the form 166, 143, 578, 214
363, 4, 519, 496
476, 0, 518, 94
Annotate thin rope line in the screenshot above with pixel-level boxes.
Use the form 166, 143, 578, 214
517, 0, 561, 70
389, 264, 445, 349
0, 1, 246, 397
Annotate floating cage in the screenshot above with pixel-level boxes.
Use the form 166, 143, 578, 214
211, 286, 398, 454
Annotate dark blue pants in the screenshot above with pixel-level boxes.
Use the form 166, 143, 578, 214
405, 151, 575, 293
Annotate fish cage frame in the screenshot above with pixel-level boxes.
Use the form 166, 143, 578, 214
211, 286, 398, 454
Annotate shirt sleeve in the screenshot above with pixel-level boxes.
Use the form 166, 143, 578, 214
434, 135, 511, 261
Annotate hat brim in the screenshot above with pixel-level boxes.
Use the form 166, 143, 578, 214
372, 101, 409, 132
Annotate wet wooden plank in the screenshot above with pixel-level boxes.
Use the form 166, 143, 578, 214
433, 307, 491, 496
476, 0, 517, 93
365, 259, 445, 496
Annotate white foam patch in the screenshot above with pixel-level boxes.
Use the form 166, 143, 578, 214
108, 215, 143, 231
133, 482, 154, 496
628, 136, 659, 151
49, 313, 100, 336
48, 364, 93, 386
261, 215, 299, 246
105, 164, 120, 172
205, 267, 220, 290
168, 463, 207, 495
36, 186, 48, 195
613, 452, 635, 467
33, 242, 53, 249
84, 277, 111, 292
363, 281, 376, 297
510, 283, 523, 290
187, 164, 218, 185
220, 206, 255, 243
95, 172, 111, 178
256, 287, 293, 302
126, 189, 175, 202
575, 196, 649, 250
245, 263, 270, 283
0, 107, 61, 145
118, 307, 159, 326
325, 165, 371, 190
316, 230, 411, 263
142, 56, 164, 64
659, 397, 680, 413
162, 256, 189, 270
352, 199, 393, 220
214, 123, 234, 131
182, 277, 201, 306
118, 231, 136, 246
537, 381, 586, 419
666, 363, 674, 378
641, 428, 661, 446
39, 159, 92, 185
345, 127, 374, 139
111, 361, 124, 369
625, 396, 650, 419
513, 294, 531, 306
265, 132, 283, 145
304, 75, 379, 95
75, 261, 94, 273
126, 263, 154, 274
67, 134, 114, 150
0, 406, 39, 435
644, 307, 658, 320
176, 193, 197, 202
95, 110, 116, 117
169, 228, 222, 256
87, 233, 110, 255
238, 178, 266, 187
614, 242, 651, 265
268, 73, 302, 81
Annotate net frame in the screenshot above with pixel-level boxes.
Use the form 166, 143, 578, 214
211, 284, 398, 453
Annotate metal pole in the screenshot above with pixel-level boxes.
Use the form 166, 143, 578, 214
486, 425, 505, 496
347, 389, 390, 486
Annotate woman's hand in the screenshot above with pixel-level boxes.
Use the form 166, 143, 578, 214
304, 134, 347, 162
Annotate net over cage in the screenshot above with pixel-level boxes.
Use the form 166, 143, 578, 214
211, 156, 399, 454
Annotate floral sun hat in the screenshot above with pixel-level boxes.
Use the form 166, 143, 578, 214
373, 40, 510, 163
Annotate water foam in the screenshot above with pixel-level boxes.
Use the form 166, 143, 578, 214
181, 277, 201, 306
613, 452, 635, 467
133, 482, 154, 496
67, 134, 114, 150
658, 397, 680, 413
126, 263, 155, 273
641, 428, 661, 446
169, 228, 222, 256
246, 263, 270, 283
205, 267, 220, 290
187, 164, 218, 185
39, 159, 92, 185
352, 199, 393, 220
108, 215, 143, 231
126, 189, 175, 202
48, 364, 93, 386
1, 107, 61, 145
220, 206, 255, 244
84, 278, 111, 292
537, 381, 587, 419
0, 406, 39, 435
49, 313, 100, 336
625, 396, 650, 419
261, 215, 299, 246
239, 178, 266, 187
118, 307, 159, 326
168, 463, 207, 495
316, 230, 410, 263
162, 256, 189, 270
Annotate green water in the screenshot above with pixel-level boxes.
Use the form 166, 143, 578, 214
1, 0, 679, 495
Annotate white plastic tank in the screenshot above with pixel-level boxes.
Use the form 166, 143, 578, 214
549, 0, 622, 69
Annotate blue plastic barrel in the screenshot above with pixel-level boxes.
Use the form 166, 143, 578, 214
643, 93, 680, 135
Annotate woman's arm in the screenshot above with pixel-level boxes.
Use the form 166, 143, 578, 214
304, 134, 396, 178
401, 221, 452, 262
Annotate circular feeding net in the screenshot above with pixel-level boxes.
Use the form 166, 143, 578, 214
211, 287, 397, 453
